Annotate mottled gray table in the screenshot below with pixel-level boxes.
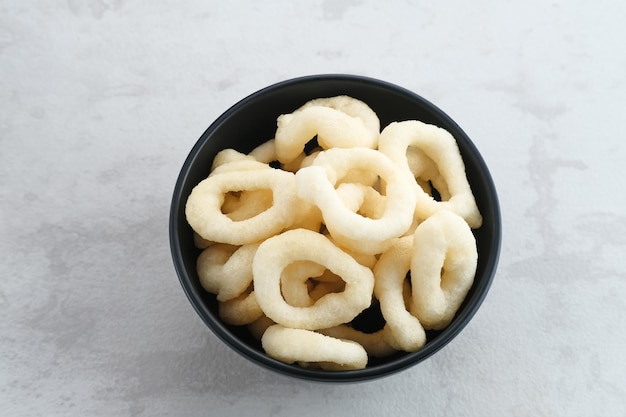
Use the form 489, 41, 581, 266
2, 1, 625, 416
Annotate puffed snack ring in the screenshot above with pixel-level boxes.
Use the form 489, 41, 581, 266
378, 120, 482, 228
262, 324, 368, 370
410, 210, 478, 330
253, 228, 375, 330
185, 167, 300, 245
274, 95, 380, 163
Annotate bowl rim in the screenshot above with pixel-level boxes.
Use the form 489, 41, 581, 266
169, 73, 502, 382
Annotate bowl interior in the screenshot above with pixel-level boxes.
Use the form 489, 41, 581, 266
170, 74, 501, 382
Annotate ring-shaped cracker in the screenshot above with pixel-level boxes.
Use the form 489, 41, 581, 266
373, 236, 426, 352
185, 168, 299, 245
262, 324, 368, 370
378, 120, 482, 228
253, 228, 374, 330
274, 96, 380, 163
410, 210, 478, 330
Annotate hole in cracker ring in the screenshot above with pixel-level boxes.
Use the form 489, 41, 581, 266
274, 95, 380, 164
222, 189, 274, 222
373, 235, 426, 352
410, 210, 478, 330
185, 168, 299, 245
308, 272, 346, 301
197, 242, 259, 302
207, 159, 278, 223
280, 261, 327, 307
378, 120, 482, 228
334, 182, 364, 213
295, 147, 416, 255
406, 147, 452, 202
253, 228, 375, 330
280, 264, 350, 308
335, 183, 386, 220
261, 324, 368, 370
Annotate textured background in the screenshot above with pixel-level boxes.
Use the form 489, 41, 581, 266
2, 1, 625, 416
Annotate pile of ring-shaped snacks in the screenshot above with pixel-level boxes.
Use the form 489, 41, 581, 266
185, 96, 482, 370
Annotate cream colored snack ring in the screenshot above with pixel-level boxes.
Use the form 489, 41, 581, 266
410, 210, 478, 330
378, 120, 482, 228
373, 236, 426, 352
253, 228, 374, 330
262, 324, 368, 370
274, 96, 380, 163
185, 168, 299, 245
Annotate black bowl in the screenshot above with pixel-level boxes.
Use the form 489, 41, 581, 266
169, 74, 501, 382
